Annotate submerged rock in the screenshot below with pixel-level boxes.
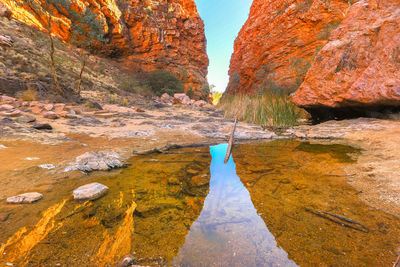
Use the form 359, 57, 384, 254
64, 151, 123, 172
73, 182, 109, 201
7, 192, 43, 204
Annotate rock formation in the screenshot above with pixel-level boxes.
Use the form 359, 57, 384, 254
226, 0, 348, 94
2, 0, 208, 91
292, 0, 400, 120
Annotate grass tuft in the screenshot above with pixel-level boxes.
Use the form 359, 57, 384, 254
218, 92, 305, 127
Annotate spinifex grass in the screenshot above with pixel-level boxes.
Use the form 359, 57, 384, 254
218, 93, 305, 127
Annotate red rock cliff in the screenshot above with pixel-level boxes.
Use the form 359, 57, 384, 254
226, 0, 349, 94
292, 0, 400, 113
1, 0, 209, 91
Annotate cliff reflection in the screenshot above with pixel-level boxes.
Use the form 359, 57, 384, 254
233, 140, 400, 266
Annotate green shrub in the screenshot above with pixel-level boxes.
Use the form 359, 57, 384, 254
148, 70, 184, 96
187, 87, 194, 99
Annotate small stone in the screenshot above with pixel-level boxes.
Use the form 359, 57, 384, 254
0, 213, 10, 222
39, 164, 56, 170
0, 144, 7, 149
43, 111, 58, 119
6, 262, 13, 266
15, 115, 36, 123
194, 100, 207, 107
32, 123, 52, 130
25, 157, 40, 161
119, 255, 136, 267
133, 107, 145, 113
1, 95, 16, 103
0, 104, 14, 111
6, 110, 22, 117
7, 192, 43, 204
73, 183, 109, 201
44, 104, 54, 111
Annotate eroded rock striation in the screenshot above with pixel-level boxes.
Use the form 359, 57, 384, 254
226, 0, 348, 94
2, 0, 208, 91
292, 0, 400, 120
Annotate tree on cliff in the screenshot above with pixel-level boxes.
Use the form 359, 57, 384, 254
17, 0, 107, 96
17, 0, 64, 96
49, 0, 107, 95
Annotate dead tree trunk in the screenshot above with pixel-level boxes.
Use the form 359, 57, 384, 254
76, 49, 86, 95
47, 18, 64, 96
224, 117, 238, 164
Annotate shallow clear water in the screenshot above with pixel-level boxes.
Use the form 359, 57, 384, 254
172, 144, 296, 266
0, 141, 399, 266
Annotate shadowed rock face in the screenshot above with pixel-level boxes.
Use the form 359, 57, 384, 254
226, 0, 348, 94
292, 0, 400, 119
2, 0, 208, 91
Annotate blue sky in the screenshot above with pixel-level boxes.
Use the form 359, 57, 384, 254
196, 0, 253, 93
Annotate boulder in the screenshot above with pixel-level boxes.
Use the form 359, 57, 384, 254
292, 0, 400, 120
73, 183, 109, 201
64, 151, 123, 172
174, 93, 191, 105
32, 122, 52, 130
7, 192, 43, 204
159, 93, 173, 105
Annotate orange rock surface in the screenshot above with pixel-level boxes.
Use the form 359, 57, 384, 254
292, 0, 400, 109
226, 0, 348, 94
2, 0, 208, 91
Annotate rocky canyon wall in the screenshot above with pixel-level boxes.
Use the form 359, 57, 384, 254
292, 0, 400, 119
1, 0, 209, 91
226, 0, 348, 94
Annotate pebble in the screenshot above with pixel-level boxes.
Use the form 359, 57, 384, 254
0, 144, 7, 149
25, 157, 40, 161
32, 122, 52, 130
73, 183, 109, 201
6, 110, 22, 117
39, 164, 56, 170
7, 192, 43, 204
43, 111, 58, 120
15, 115, 36, 123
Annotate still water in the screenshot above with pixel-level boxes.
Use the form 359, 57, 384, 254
0, 141, 399, 266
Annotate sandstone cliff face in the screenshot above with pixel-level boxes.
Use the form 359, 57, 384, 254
226, 0, 349, 94
1, 0, 208, 91
292, 0, 400, 115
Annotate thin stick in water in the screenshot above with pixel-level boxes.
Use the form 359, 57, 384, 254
224, 117, 238, 164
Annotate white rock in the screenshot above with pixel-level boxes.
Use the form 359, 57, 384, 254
0, 144, 7, 149
39, 164, 56, 170
64, 151, 123, 172
73, 183, 109, 201
25, 157, 40, 161
7, 192, 43, 204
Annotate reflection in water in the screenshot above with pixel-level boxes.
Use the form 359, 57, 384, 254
0, 141, 399, 266
173, 144, 296, 266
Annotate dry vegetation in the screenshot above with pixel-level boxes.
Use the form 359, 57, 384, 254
0, 17, 152, 104
219, 93, 306, 127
